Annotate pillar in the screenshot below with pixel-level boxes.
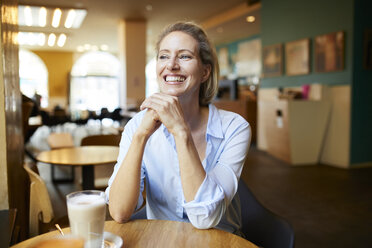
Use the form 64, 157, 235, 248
118, 20, 147, 109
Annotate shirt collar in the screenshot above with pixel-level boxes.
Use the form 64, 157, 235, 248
161, 104, 224, 139
206, 104, 224, 139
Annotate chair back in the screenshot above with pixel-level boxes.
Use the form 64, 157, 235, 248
80, 134, 121, 147
24, 163, 54, 237
47, 132, 74, 149
238, 180, 295, 248
80, 134, 121, 188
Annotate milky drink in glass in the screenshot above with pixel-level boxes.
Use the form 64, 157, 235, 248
67, 190, 106, 248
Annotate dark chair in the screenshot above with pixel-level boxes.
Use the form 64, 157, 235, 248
130, 204, 147, 220
238, 180, 295, 248
80, 134, 121, 188
39, 110, 52, 127
110, 108, 124, 122
98, 107, 110, 120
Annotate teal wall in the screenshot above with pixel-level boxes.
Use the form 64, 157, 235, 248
216, 0, 372, 165
350, 0, 372, 164
260, 0, 354, 88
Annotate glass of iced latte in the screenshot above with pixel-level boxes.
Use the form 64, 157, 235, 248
67, 190, 106, 248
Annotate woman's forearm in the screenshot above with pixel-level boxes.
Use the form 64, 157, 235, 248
174, 130, 206, 202
109, 133, 148, 222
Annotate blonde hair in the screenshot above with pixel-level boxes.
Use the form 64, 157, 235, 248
156, 21, 219, 106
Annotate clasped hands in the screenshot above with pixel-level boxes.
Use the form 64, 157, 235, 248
138, 93, 188, 139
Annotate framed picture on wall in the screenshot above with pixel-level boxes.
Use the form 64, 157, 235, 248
285, 38, 310, 76
364, 29, 372, 70
315, 31, 345, 72
262, 43, 283, 77
236, 39, 262, 77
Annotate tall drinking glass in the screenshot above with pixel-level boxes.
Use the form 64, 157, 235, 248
67, 190, 106, 248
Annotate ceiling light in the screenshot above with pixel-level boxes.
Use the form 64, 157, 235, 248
18, 31, 67, 47
18, 32, 44, 46
52, 8, 62, 28
64, 9, 76, 28
57, 34, 67, 47
27, 33, 37, 46
24, 6, 32, 26
39, 7, 47, 27
246, 16, 255, 23
70, 9, 87, 28
37, 33, 46, 46
18, 32, 36, 45
18, 5, 87, 29
48, 33, 56, 46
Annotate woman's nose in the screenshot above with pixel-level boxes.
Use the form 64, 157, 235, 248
166, 57, 179, 70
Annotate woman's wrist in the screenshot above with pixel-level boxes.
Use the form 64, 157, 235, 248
133, 130, 151, 143
172, 125, 191, 141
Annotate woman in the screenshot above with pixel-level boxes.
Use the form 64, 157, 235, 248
106, 21, 251, 235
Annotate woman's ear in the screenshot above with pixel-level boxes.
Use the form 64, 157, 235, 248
201, 64, 211, 83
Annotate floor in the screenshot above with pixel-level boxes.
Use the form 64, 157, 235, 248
240, 146, 372, 248
39, 145, 372, 248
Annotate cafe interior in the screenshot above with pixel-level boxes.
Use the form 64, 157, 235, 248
1, 0, 372, 247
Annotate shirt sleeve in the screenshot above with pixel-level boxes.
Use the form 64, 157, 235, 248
105, 113, 146, 210
182, 118, 251, 229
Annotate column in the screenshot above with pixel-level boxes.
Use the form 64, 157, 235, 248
118, 20, 147, 109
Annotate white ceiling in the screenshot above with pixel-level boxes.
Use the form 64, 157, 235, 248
18, 0, 260, 58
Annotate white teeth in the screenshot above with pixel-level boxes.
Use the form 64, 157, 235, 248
165, 76, 185, 82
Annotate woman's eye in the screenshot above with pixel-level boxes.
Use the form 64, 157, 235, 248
180, 54, 191, 59
158, 54, 168, 60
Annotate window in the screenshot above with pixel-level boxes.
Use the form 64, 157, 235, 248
19, 49, 48, 108
70, 51, 121, 113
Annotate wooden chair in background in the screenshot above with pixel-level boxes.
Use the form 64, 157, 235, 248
24, 163, 54, 237
24, 162, 69, 238
80, 134, 121, 147
80, 134, 121, 188
46, 132, 75, 182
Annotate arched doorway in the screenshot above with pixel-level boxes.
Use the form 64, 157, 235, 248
70, 51, 121, 115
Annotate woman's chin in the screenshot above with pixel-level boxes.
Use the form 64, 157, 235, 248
159, 88, 183, 97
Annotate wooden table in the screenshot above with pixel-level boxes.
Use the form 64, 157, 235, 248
11, 220, 258, 248
36, 146, 119, 189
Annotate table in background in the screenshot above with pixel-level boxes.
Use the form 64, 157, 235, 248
11, 219, 258, 248
36, 146, 119, 189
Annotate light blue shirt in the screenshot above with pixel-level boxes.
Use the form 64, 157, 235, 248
106, 104, 251, 234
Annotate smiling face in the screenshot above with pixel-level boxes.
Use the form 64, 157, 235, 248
156, 31, 210, 102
